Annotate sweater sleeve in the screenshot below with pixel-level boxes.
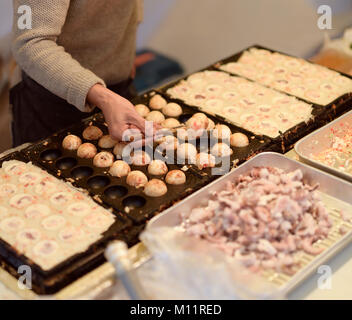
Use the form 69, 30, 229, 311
12, 0, 106, 112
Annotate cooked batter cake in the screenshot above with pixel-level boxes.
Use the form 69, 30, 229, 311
0, 160, 115, 271
220, 48, 352, 106
167, 70, 313, 138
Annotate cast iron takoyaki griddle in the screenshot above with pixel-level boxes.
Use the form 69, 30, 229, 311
213, 44, 352, 151
101, 161, 206, 224
213, 44, 352, 113
0, 151, 133, 295
157, 45, 352, 153
157, 72, 327, 154
133, 91, 272, 178
21, 114, 208, 225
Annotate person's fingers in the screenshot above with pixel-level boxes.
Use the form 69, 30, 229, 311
129, 113, 146, 133
110, 124, 129, 141
108, 127, 120, 141
122, 127, 144, 143
153, 122, 162, 132
129, 138, 146, 149
129, 135, 155, 149
129, 124, 146, 137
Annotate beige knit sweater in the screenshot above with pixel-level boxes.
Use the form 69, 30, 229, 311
12, 0, 143, 112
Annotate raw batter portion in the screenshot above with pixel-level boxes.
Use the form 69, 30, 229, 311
0, 160, 115, 271
220, 48, 352, 106
312, 126, 352, 175
179, 166, 332, 275
167, 70, 312, 138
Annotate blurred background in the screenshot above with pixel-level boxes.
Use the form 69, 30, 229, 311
1, 0, 352, 152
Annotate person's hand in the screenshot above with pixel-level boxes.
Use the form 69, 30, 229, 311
87, 84, 160, 142
101, 94, 146, 141
87, 84, 146, 141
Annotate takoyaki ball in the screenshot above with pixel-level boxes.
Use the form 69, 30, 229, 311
131, 151, 151, 166
165, 170, 186, 185
162, 103, 183, 117
62, 135, 82, 150
212, 124, 232, 140
211, 143, 233, 158
77, 143, 97, 159
177, 143, 197, 162
176, 127, 190, 141
82, 126, 103, 140
135, 104, 150, 118
126, 171, 148, 188
230, 133, 249, 148
207, 119, 215, 131
98, 135, 118, 149
93, 152, 115, 168
123, 128, 143, 143
195, 153, 216, 170
193, 113, 208, 121
109, 160, 131, 178
148, 160, 168, 176
149, 94, 167, 110
144, 179, 168, 197
155, 128, 173, 144
146, 111, 165, 124
161, 118, 181, 129
158, 136, 179, 151
186, 114, 209, 131
113, 142, 129, 159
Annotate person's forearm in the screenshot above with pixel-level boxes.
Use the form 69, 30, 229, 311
87, 84, 147, 141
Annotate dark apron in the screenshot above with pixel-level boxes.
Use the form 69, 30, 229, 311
9, 72, 137, 147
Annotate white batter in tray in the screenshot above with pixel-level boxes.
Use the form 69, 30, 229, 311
166, 70, 313, 138
220, 48, 352, 106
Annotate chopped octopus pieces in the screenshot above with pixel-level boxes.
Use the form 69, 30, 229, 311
180, 166, 332, 274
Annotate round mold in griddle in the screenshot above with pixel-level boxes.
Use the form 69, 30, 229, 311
179, 114, 193, 124
71, 166, 94, 180
87, 175, 111, 189
123, 196, 146, 209
56, 157, 78, 170
40, 149, 62, 161
104, 185, 128, 199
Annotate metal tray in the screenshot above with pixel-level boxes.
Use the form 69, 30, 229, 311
147, 152, 352, 296
295, 110, 352, 183
0, 151, 133, 295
